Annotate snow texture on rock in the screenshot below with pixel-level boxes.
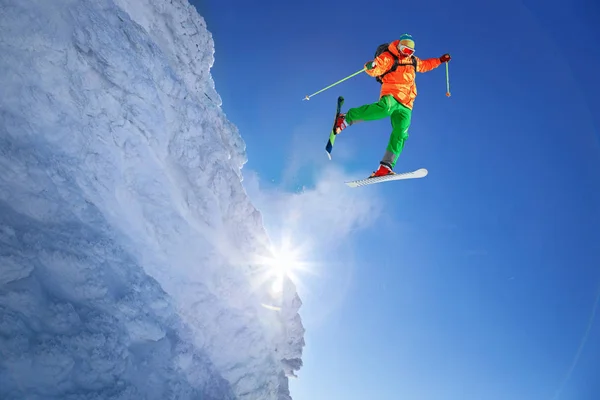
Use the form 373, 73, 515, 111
0, 0, 304, 399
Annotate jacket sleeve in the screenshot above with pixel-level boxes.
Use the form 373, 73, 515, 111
364, 52, 396, 77
416, 56, 442, 73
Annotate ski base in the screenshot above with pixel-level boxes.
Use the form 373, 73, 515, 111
325, 96, 344, 159
345, 168, 428, 188
325, 132, 335, 159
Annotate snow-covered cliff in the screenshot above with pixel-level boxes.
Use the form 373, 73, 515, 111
0, 0, 304, 399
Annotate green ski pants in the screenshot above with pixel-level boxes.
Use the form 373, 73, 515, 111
345, 95, 412, 169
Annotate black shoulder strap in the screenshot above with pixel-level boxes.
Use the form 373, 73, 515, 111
376, 51, 399, 83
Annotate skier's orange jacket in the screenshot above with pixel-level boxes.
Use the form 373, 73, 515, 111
365, 40, 442, 110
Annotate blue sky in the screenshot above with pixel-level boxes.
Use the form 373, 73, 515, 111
193, 0, 600, 399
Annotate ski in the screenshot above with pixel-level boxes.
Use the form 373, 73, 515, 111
345, 168, 428, 188
325, 96, 344, 159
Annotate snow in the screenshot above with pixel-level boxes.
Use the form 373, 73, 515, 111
0, 0, 304, 399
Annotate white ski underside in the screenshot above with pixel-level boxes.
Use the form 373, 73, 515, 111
345, 168, 428, 188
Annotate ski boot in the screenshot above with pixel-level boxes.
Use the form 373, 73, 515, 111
369, 163, 396, 178
333, 113, 348, 134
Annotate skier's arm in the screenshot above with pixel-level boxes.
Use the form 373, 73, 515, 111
364, 52, 395, 77
417, 54, 451, 73
416, 57, 442, 73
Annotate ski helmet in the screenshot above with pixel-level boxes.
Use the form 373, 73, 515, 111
398, 33, 415, 56
399, 33, 415, 49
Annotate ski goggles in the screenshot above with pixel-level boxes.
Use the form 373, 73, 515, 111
399, 44, 415, 56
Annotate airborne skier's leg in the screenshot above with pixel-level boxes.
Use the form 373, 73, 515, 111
345, 95, 398, 125
335, 95, 397, 135
380, 104, 412, 170
347, 97, 411, 177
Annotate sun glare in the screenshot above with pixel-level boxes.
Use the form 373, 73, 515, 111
253, 232, 314, 297
265, 243, 303, 290
269, 246, 300, 276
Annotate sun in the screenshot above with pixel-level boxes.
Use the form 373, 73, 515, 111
265, 241, 302, 282
253, 232, 313, 297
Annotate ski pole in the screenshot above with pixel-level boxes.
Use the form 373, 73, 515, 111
303, 68, 366, 101
445, 61, 451, 97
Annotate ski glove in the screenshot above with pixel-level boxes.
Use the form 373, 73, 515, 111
365, 61, 376, 70
440, 54, 451, 63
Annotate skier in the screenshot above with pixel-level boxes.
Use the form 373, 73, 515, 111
333, 34, 451, 177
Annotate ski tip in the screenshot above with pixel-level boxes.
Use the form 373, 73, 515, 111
325, 141, 333, 157
415, 168, 428, 177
